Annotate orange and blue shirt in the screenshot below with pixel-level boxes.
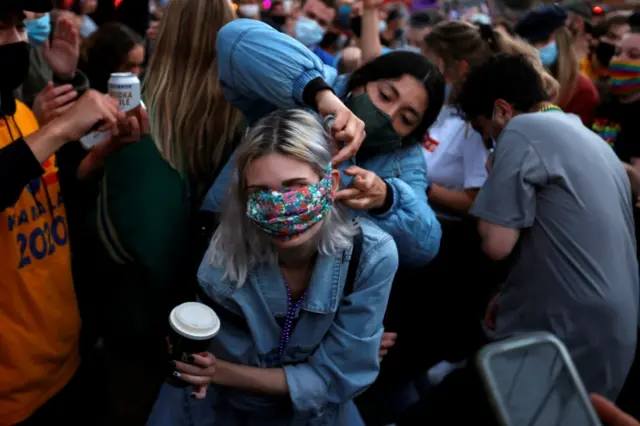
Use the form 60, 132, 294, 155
0, 101, 80, 425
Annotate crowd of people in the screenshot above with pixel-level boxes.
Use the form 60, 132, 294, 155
1, 0, 640, 425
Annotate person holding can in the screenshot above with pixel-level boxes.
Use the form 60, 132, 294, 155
0, 1, 147, 425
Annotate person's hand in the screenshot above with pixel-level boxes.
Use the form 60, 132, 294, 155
96, 107, 149, 153
147, 20, 160, 41
379, 332, 397, 361
44, 16, 80, 81
335, 166, 387, 210
53, 89, 124, 141
173, 352, 217, 400
75, 107, 150, 180
339, 47, 362, 73
32, 83, 78, 126
484, 293, 499, 330
591, 394, 640, 426
315, 90, 365, 165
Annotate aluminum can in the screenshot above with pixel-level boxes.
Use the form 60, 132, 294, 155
108, 72, 141, 112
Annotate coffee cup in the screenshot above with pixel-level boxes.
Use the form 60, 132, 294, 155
167, 302, 220, 387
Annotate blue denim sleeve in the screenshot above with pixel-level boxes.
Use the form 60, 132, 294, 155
217, 19, 338, 116
201, 153, 236, 212
368, 151, 441, 267
283, 229, 398, 414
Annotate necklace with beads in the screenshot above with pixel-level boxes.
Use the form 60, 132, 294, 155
538, 104, 562, 113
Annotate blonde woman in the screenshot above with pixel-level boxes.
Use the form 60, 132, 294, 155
515, 4, 600, 126
86, 0, 241, 424
147, 109, 398, 426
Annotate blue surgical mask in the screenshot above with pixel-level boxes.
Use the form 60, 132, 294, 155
294, 16, 325, 47
26, 14, 51, 46
378, 20, 387, 33
537, 40, 558, 68
402, 45, 422, 54
79, 15, 98, 38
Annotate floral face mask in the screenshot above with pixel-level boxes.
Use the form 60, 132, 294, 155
246, 167, 334, 241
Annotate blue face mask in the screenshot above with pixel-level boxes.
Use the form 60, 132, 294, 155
538, 40, 558, 68
294, 16, 325, 47
79, 15, 98, 38
402, 45, 422, 54
26, 14, 51, 46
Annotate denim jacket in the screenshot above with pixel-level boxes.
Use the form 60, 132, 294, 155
206, 19, 441, 267
145, 220, 398, 426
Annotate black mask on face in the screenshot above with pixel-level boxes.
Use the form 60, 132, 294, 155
350, 16, 362, 38
594, 42, 616, 68
0, 42, 30, 115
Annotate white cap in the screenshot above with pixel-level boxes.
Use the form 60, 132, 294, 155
169, 302, 220, 340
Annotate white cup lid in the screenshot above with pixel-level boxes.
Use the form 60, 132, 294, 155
169, 302, 220, 340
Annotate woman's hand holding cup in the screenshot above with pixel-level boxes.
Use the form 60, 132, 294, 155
172, 352, 217, 400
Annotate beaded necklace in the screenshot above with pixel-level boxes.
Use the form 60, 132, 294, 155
538, 104, 562, 113
486, 104, 562, 158
278, 280, 307, 358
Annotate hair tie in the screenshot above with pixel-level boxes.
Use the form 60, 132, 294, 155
478, 23, 496, 49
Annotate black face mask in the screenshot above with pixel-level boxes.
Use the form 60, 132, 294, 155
0, 42, 29, 94
0, 42, 29, 115
594, 42, 616, 68
350, 16, 362, 38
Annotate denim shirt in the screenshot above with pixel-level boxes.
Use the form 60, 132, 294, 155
209, 19, 441, 267
146, 220, 398, 426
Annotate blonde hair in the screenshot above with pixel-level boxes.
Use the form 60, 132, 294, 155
424, 20, 560, 102
550, 27, 579, 108
208, 109, 357, 287
144, 0, 242, 190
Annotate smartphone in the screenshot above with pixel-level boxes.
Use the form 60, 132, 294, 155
476, 332, 601, 426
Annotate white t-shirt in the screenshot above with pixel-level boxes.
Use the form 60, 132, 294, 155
423, 106, 488, 190
422, 106, 489, 218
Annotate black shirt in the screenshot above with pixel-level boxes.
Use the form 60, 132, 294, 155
593, 97, 640, 163
593, 97, 640, 263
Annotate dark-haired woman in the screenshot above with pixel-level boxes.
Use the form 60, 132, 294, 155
79, 22, 145, 93
204, 18, 444, 268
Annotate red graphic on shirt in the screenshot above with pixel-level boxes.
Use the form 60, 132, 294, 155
423, 135, 440, 153
41, 159, 59, 186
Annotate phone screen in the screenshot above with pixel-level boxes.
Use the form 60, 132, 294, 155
482, 338, 600, 426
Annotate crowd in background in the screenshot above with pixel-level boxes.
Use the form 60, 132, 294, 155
2, 0, 640, 425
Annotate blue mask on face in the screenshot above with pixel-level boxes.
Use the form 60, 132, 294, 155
26, 14, 51, 46
294, 16, 325, 47
79, 15, 98, 38
538, 40, 558, 68
402, 45, 422, 54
